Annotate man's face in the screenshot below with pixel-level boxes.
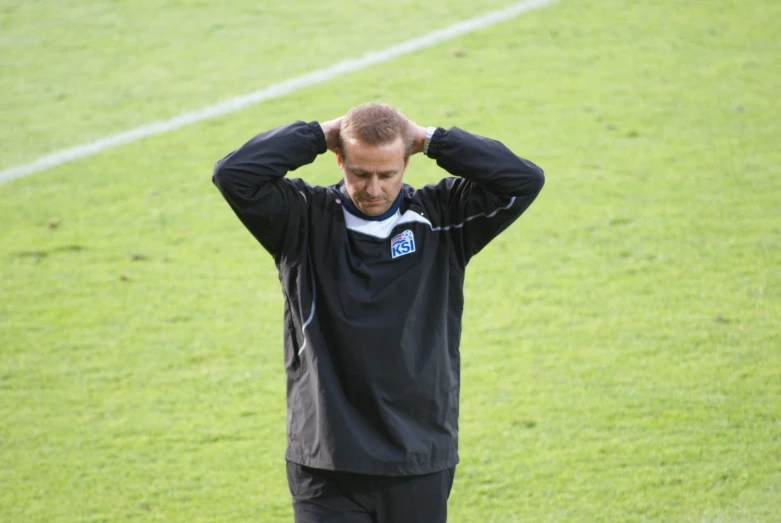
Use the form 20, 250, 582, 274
336, 136, 409, 216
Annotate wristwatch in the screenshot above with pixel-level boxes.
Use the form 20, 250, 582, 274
423, 126, 437, 156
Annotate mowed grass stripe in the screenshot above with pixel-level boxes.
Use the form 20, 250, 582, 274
0, 0, 555, 184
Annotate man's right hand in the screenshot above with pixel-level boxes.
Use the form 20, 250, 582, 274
320, 118, 343, 152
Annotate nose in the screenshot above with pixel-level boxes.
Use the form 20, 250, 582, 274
365, 175, 382, 199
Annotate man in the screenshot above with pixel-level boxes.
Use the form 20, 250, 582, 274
212, 103, 544, 522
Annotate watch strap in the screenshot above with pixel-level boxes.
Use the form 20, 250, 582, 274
423, 126, 437, 156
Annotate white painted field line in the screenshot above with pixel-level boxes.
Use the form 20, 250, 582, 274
0, 0, 555, 184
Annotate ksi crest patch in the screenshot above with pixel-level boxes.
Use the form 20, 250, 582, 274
390, 229, 416, 259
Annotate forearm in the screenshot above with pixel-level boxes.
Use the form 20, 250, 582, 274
211, 121, 326, 257
425, 127, 544, 198
213, 121, 326, 193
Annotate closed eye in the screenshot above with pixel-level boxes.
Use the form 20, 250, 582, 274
350, 170, 397, 178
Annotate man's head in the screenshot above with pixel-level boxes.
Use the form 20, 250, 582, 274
335, 103, 413, 216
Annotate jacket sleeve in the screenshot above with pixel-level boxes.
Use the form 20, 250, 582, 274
211, 121, 327, 263
423, 127, 545, 266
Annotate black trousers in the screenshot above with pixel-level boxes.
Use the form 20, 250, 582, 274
286, 462, 456, 523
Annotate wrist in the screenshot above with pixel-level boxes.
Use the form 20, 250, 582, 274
320, 117, 343, 152
408, 125, 427, 155
422, 126, 437, 156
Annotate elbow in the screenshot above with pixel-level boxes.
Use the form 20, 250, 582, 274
212, 157, 228, 183
534, 166, 545, 193
525, 158, 544, 178
212, 163, 223, 187
212, 157, 240, 192
212, 149, 240, 184
212, 158, 240, 198
520, 158, 545, 194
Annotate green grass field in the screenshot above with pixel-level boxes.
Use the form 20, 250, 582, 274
2, 0, 780, 521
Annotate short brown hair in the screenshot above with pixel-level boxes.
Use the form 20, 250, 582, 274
338, 102, 413, 160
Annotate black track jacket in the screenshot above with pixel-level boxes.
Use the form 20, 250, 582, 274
212, 121, 544, 476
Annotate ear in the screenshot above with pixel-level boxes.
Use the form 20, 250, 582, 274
335, 149, 345, 171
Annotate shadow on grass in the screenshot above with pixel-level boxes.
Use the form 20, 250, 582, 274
11, 244, 87, 262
